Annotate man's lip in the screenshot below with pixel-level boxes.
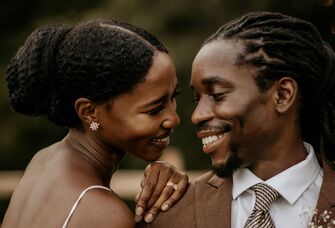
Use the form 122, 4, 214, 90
202, 135, 226, 154
196, 124, 232, 139
196, 130, 224, 139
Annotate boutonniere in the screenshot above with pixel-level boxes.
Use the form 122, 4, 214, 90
309, 209, 335, 228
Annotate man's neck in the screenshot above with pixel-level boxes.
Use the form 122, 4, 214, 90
249, 139, 307, 180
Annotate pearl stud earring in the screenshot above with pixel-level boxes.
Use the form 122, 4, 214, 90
90, 121, 100, 131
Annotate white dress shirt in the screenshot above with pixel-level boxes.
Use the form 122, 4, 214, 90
231, 142, 323, 228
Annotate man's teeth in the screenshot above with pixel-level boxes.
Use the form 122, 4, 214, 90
152, 136, 170, 143
202, 135, 223, 146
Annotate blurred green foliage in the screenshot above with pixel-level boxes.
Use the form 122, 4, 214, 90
0, 0, 334, 222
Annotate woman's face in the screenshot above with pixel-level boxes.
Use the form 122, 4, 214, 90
97, 51, 180, 161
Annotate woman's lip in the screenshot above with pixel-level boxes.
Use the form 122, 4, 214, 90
154, 131, 172, 140
151, 136, 170, 149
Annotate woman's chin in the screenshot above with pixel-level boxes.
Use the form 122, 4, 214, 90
139, 151, 163, 162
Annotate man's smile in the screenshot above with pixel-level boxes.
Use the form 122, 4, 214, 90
196, 125, 232, 154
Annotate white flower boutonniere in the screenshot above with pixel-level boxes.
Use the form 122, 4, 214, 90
309, 209, 335, 228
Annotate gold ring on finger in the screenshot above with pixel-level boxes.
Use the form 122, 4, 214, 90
166, 181, 179, 191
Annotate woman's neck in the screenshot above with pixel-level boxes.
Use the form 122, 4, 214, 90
64, 128, 126, 185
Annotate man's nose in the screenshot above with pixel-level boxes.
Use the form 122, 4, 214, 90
191, 98, 213, 125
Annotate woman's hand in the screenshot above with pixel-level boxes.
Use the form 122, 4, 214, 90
134, 161, 188, 223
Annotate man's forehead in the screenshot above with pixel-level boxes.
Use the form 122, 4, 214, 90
193, 40, 244, 62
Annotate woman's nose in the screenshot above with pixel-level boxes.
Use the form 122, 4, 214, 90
162, 102, 180, 129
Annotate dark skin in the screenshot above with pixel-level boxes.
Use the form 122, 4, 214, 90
191, 40, 307, 180
2, 52, 188, 228
3, 134, 134, 228
134, 161, 188, 223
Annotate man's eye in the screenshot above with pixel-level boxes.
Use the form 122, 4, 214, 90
193, 94, 199, 103
147, 106, 164, 115
211, 92, 226, 101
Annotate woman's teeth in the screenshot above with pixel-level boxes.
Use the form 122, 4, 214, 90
202, 134, 223, 146
152, 136, 170, 143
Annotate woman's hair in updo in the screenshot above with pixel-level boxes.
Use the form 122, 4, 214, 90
6, 18, 168, 127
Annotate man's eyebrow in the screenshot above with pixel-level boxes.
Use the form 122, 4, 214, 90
190, 75, 232, 90
202, 76, 229, 86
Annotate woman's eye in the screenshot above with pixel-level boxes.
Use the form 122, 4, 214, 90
171, 88, 182, 99
147, 106, 164, 115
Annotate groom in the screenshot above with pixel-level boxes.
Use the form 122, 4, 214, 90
137, 11, 335, 228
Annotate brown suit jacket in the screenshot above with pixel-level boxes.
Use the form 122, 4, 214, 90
136, 161, 335, 228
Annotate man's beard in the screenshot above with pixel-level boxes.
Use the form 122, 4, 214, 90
212, 143, 243, 178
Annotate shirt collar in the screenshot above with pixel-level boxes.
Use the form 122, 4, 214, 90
232, 142, 321, 205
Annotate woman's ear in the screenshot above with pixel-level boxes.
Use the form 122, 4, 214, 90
74, 98, 98, 125
274, 77, 299, 114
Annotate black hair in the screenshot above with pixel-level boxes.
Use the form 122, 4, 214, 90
205, 11, 335, 167
6, 18, 168, 127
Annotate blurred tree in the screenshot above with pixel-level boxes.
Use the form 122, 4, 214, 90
0, 0, 106, 64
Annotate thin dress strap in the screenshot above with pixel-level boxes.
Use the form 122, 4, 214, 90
62, 185, 111, 228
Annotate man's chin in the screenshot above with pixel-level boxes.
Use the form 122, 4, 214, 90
212, 155, 242, 178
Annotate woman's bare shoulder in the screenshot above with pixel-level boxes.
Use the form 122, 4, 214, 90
67, 187, 135, 228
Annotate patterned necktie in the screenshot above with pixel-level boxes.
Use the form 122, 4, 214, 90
244, 183, 279, 228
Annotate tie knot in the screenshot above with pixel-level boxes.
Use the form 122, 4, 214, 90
251, 183, 279, 211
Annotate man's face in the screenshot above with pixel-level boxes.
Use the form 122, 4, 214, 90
191, 40, 279, 177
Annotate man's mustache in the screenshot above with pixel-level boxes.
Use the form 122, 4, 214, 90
195, 122, 232, 134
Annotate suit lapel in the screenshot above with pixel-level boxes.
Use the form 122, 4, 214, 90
315, 160, 335, 211
311, 160, 335, 227
195, 174, 232, 228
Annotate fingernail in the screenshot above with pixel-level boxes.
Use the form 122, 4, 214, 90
134, 215, 142, 223
145, 213, 154, 223
161, 204, 169, 211
136, 207, 143, 216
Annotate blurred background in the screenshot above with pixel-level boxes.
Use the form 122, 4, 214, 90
0, 0, 334, 222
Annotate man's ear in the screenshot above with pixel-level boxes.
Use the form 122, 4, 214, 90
74, 98, 98, 125
273, 77, 299, 114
